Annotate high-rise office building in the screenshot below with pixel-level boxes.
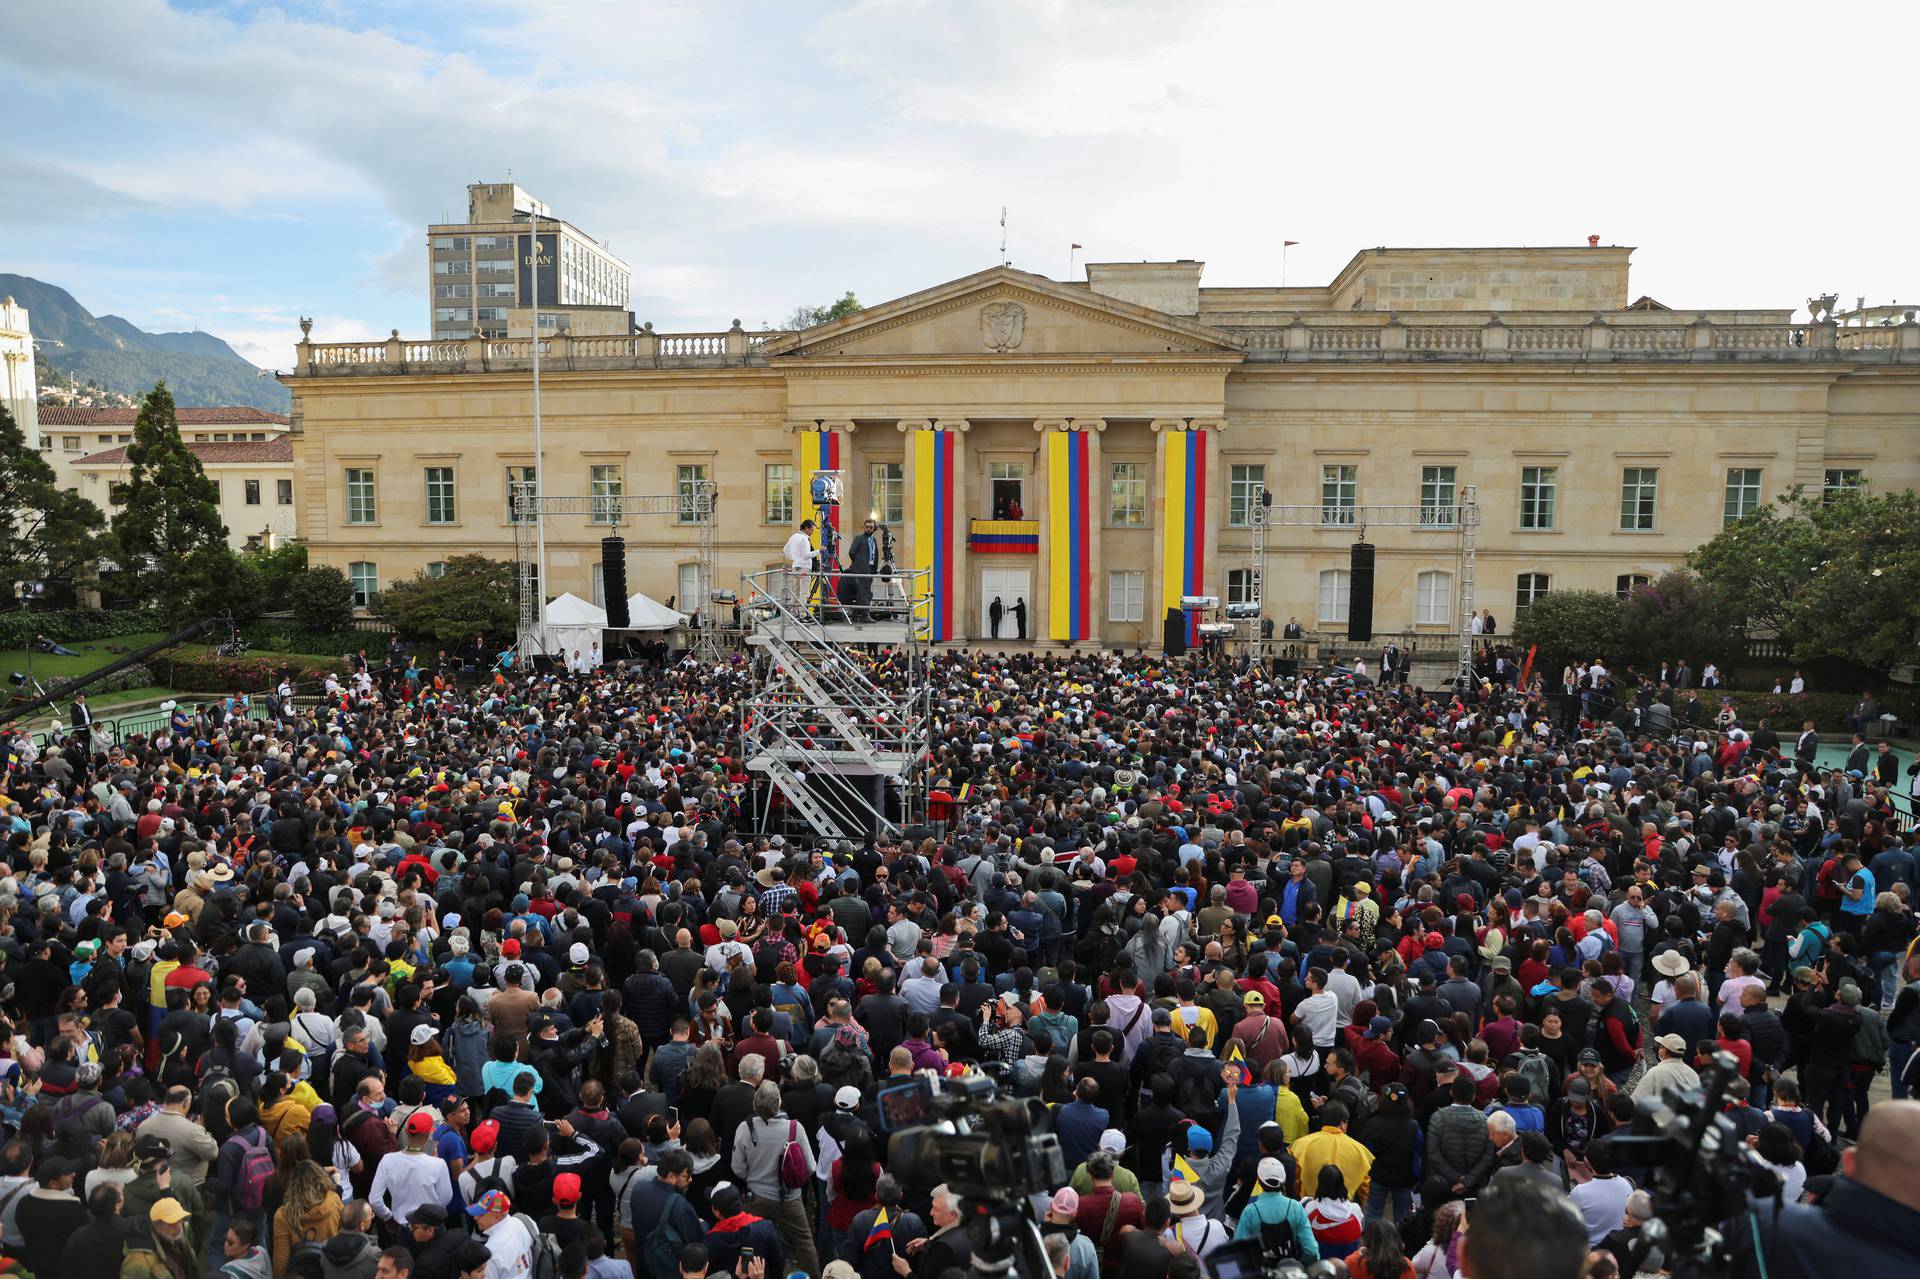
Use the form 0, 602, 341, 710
427, 183, 631, 340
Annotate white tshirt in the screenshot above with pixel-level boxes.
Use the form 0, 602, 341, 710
483, 1212, 536, 1279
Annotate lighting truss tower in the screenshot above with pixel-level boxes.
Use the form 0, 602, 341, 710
737, 566, 933, 845
511, 480, 721, 662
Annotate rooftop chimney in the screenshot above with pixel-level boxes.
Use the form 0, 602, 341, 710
1587, 234, 1601, 248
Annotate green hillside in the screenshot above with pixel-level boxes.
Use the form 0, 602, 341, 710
1, 273, 291, 412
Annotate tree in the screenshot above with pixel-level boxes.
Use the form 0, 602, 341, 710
1511, 589, 1626, 678
781, 291, 863, 330
1691, 486, 1920, 673
288, 565, 356, 634
1784, 488, 1920, 672
1618, 570, 1739, 669
246, 540, 309, 598
0, 402, 107, 603
371, 555, 518, 643
109, 381, 229, 606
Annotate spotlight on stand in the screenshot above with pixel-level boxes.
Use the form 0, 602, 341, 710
1178, 595, 1219, 610
1224, 602, 1261, 620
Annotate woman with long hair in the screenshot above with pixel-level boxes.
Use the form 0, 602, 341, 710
1350, 1217, 1415, 1279
678, 1117, 724, 1215
1413, 1200, 1466, 1279
271, 1156, 344, 1278
677, 1042, 727, 1126
84, 1130, 138, 1197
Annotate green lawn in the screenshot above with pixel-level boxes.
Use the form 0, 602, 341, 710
0, 631, 170, 683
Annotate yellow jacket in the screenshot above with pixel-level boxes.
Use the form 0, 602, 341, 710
1273, 1087, 1310, 1145
1291, 1125, 1373, 1203
410, 1053, 457, 1086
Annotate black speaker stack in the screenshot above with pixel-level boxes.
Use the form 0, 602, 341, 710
602, 537, 630, 629
1348, 541, 1375, 642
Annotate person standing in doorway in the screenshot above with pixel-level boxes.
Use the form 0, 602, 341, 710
1013, 596, 1028, 640
989, 596, 1004, 639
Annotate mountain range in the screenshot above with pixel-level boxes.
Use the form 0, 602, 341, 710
1, 273, 291, 412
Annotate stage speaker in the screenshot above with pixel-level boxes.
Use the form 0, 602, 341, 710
1348, 541, 1375, 642
1162, 606, 1188, 656
601, 537, 630, 629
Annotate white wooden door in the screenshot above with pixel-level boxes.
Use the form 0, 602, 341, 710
980, 568, 1030, 638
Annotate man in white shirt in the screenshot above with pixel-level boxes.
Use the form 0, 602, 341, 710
1296, 967, 1340, 1052
782, 520, 817, 609
468, 1189, 534, 1279
370, 1111, 455, 1228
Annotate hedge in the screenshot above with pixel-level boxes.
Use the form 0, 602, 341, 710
239, 622, 395, 658
149, 652, 342, 694
1719, 689, 1919, 732
0, 608, 170, 649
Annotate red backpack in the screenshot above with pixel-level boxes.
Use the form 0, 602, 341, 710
228, 1127, 276, 1213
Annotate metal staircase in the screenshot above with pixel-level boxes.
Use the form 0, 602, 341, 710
739, 567, 932, 844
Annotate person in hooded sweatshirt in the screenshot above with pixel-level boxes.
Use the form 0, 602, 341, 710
320, 1200, 382, 1279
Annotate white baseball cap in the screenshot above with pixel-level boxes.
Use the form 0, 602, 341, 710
834, 1086, 862, 1111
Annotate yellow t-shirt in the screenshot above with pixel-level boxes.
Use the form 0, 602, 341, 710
1170, 1004, 1218, 1050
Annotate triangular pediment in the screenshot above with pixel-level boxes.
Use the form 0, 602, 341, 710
762, 266, 1243, 361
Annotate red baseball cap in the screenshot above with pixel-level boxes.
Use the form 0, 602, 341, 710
405, 1111, 434, 1137
469, 1119, 499, 1155
552, 1173, 582, 1205
501, 938, 522, 958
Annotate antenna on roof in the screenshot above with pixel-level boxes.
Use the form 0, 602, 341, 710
1000, 207, 1009, 266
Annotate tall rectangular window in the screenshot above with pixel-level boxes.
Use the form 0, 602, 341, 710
1107, 570, 1145, 623
869, 462, 905, 525
348, 561, 378, 607
1420, 466, 1457, 526
1416, 570, 1452, 624
988, 461, 1024, 518
1317, 569, 1351, 623
1823, 468, 1864, 502
1227, 568, 1261, 607
424, 466, 456, 524
506, 465, 537, 522
1108, 462, 1147, 526
277, 479, 293, 505
1519, 465, 1557, 530
590, 464, 623, 525
676, 463, 710, 524
1320, 464, 1358, 526
1620, 467, 1659, 531
244, 479, 261, 506
345, 468, 376, 524
1516, 572, 1551, 609
1723, 468, 1762, 525
764, 464, 795, 524
1228, 464, 1267, 528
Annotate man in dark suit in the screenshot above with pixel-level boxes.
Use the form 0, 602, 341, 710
70, 693, 92, 729
1846, 734, 1871, 778
1794, 720, 1820, 775
846, 518, 879, 618
915, 1185, 974, 1275
1012, 596, 1028, 640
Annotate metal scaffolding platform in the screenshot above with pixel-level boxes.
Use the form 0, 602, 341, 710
738, 566, 932, 845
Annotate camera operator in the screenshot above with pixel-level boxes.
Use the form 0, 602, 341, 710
782, 520, 817, 610
846, 519, 879, 619
1734, 1099, 1920, 1277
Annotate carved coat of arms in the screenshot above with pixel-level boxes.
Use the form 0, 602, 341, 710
980, 302, 1026, 352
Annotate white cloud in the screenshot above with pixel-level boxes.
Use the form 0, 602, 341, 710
2, 0, 1917, 341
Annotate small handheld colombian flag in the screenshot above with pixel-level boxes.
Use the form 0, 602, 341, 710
1171, 1153, 1201, 1184
865, 1205, 894, 1252
1225, 1039, 1252, 1086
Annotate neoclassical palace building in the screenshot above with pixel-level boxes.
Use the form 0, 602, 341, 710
283, 246, 1920, 648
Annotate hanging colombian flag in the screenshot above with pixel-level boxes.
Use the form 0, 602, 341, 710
1046, 429, 1092, 641
1161, 428, 1208, 644
911, 429, 957, 640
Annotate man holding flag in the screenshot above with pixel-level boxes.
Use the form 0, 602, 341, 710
1160, 1067, 1243, 1216
847, 1176, 925, 1279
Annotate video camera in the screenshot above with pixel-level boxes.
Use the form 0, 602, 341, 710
1593, 1049, 1781, 1279
876, 1071, 1065, 1278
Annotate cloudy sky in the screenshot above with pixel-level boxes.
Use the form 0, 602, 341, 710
4, 0, 1917, 368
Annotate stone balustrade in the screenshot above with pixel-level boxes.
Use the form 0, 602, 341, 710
288, 311, 1920, 377
1217, 312, 1920, 363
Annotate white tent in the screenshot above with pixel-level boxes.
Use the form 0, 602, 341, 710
621, 591, 689, 632
541, 592, 606, 662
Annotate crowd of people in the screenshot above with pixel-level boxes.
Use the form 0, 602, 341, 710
2, 640, 1919, 1279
